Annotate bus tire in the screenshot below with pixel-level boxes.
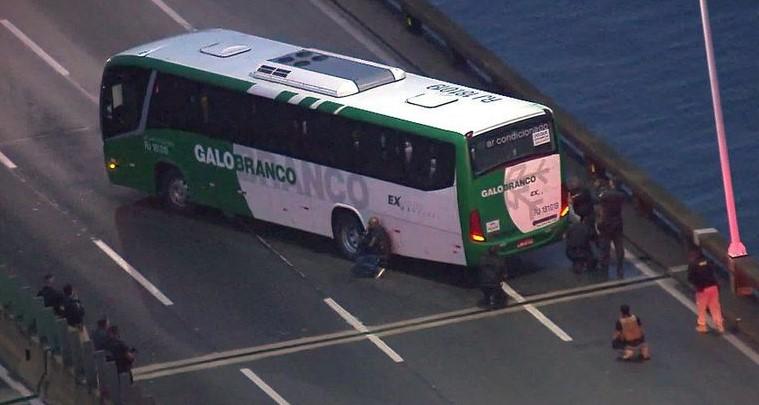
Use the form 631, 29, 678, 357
333, 212, 364, 260
160, 168, 194, 214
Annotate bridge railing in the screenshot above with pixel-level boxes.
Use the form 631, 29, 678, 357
385, 0, 758, 294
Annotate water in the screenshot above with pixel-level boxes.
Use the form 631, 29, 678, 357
429, 0, 759, 253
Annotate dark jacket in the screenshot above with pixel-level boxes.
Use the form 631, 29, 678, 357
359, 226, 391, 260
569, 186, 594, 219
565, 221, 594, 250
63, 296, 85, 327
688, 257, 719, 292
106, 337, 134, 373
597, 188, 625, 233
37, 286, 64, 316
92, 328, 109, 351
479, 252, 506, 288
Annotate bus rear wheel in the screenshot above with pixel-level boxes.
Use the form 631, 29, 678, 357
160, 168, 194, 213
333, 212, 364, 260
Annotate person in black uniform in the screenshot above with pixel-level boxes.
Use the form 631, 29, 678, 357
568, 176, 596, 233
565, 221, 597, 273
37, 274, 64, 317
478, 246, 508, 309
354, 217, 392, 278
596, 178, 626, 278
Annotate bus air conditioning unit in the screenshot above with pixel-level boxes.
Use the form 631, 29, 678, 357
251, 49, 405, 98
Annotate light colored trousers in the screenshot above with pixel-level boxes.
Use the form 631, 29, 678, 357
696, 285, 723, 329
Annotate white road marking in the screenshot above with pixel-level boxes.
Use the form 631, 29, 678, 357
149, 0, 194, 31
501, 282, 573, 342
240, 368, 290, 405
93, 239, 174, 306
255, 235, 294, 268
1, 19, 68, 76
307, 0, 399, 65
669, 264, 688, 273
1, 19, 98, 103
626, 249, 759, 366
134, 280, 658, 380
324, 297, 404, 362
0, 149, 17, 169
0, 363, 44, 405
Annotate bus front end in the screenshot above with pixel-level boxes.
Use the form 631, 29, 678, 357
463, 111, 569, 267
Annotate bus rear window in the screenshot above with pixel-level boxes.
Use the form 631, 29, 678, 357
100, 65, 151, 139
469, 114, 555, 176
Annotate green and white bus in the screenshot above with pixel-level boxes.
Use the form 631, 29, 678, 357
100, 29, 568, 267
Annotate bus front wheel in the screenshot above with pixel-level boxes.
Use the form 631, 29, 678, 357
333, 212, 364, 260
160, 168, 194, 213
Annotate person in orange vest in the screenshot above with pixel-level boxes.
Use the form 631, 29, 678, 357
687, 251, 725, 334
612, 304, 651, 361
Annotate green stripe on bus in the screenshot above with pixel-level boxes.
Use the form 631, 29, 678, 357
275, 91, 298, 103
107, 55, 253, 93
317, 101, 343, 114
299, 97, 319, 108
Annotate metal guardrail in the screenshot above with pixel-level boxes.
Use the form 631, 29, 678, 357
388, 0, 758, 294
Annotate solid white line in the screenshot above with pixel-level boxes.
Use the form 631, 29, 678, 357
1, 19, 69, 76
324, 297, 404, 362
149, 0, 194, 31
255, 235, 294, 268
0, 149, 17, 169
307, 0, 399, 65
501, 282, 573, 342
0, 364, 44, 405
240, 368, 290, 405
93, 239, 174, 306
626, 249, 759, 366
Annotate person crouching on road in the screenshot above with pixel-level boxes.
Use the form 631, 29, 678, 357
613, 304, 651, 361
565, 220, 597, 273
354, 217, 392, 279
567, 176, 596, 233
687, 251, 725, 334
478, 246, 508, 309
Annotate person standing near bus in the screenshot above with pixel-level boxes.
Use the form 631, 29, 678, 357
478, 246, 508, 309
565, 221, 597, 273
687, 251, 725, 334
596, 178, 626, 278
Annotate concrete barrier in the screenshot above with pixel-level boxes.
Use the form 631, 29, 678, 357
388, 0, 758, 294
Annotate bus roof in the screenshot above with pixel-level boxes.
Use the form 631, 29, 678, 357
112, 29, 548, 136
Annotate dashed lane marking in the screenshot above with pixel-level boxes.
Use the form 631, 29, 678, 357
324, 297, 404, 363
240, 368, 290, 405
1, 19, 98, 103
93, 239, 174, 306
0, 149, 17, 169
501, 282, 573, 342
149, 0, 194, 31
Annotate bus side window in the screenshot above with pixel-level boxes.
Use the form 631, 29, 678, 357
198, 84, 248, 142
147, 73, 201, 133
100, 66, 150, 138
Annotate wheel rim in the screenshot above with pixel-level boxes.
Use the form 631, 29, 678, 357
341, 220, 362, 255
168, 178, 189, 208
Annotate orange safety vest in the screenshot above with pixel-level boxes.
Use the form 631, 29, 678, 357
619, 315, 643, 342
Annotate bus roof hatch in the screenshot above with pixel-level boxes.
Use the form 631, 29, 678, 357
251, 48, 405, 98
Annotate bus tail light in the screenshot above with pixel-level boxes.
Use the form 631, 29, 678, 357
560, 182, 570, 217
106, 158, 119, 172
469, 209, 485, 242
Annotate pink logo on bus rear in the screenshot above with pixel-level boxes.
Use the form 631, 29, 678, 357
503, 154, 561, 233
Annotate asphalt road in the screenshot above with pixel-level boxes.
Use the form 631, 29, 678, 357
0, 1, 757, 404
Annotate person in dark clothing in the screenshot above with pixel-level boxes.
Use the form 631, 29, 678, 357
62, 284, 85, 328
613, 304, 651, 361
105, 326, 135, 381
36, 274, 64, 317
687, 251, 724, 333
596, 178, 626, 278
92, 317, 110, 351
478, 246, 508, 309
565, 221, 597, 273
568, 177, 596, 233
354, 217, 392, 278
